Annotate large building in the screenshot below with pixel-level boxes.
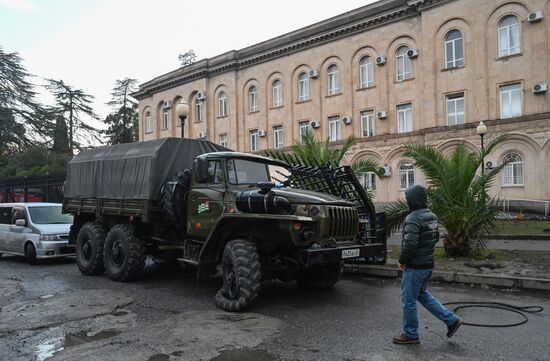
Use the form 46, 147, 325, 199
133, 0, 550, 207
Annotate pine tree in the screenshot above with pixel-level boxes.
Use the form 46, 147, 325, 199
104, 78, 139, 144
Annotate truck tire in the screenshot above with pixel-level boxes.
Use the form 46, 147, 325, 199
296, 262, 344, 289
215, 239, 261, 312
160, 169, 191, 233
104, 224, 146, 282
76, 222, 106, 275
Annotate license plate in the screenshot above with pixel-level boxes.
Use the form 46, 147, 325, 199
342, 248, 360, 259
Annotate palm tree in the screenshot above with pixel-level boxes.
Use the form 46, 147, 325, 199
386, 133, 510, 257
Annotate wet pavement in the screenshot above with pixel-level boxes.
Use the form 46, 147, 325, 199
0, 255, 549, 361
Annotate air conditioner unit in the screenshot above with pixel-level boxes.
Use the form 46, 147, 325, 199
407, 48, 419, 58
342, 116, 352, 125
528, 10, 543, 23
309, 69, 320, 78
532, 82, 548, 94
197, 91, 206, 100
163, 100, 172, 108
376, 55, 387, 65
310, 120, 321, 128
198, 132, 207, 139
485, 160, 497, 169
376, 110, 387, 119
258, 130, 266, 137
379, 165, 391, 177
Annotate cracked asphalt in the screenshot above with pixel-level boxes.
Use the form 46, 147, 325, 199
0, 255, 548, 361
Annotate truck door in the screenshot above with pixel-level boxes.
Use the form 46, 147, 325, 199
187, 160, 226, 240
0, 206, 13, 252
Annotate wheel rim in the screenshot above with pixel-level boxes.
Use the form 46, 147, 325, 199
111, 240, 125, 268
224, 264, 238, 300
81, 239, 93, 261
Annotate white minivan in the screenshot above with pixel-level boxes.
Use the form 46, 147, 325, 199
0, 203, 75, 264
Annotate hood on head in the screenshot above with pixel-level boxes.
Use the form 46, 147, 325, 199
405, 184, 428, 211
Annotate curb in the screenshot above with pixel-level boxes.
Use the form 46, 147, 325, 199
344, 264, 550, 291
491, 235, 550, 241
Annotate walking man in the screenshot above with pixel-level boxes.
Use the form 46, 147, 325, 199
393, 185, 463, 345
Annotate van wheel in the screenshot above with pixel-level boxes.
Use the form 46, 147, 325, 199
76, 222, 106, 275
296, 262, 343, 289
215, 239, 261, 312
104, 224, 146, 282
25, 243, 37, 265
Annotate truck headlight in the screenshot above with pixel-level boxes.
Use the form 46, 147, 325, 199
40, 235, 59, 241
293, 205, 324, 217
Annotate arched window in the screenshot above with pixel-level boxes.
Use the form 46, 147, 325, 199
248, 86, 258, 112
298, 72, 309, 101
218, 91, 227, 117
498, 15, 520, 57
194, 99, 203, 123
272, 80, 282, 107
502, 153, 524, 186
445, 30, 464, 68
145, 111, 152, 133
396, 46, 412, 81
359, 56, 374, 88
398, 162, 415, 190
162, 108, 169, 129
327, 64, 340, 95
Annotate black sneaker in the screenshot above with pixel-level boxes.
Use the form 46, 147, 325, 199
447, 319, 463, 338
392, 333, 420, 345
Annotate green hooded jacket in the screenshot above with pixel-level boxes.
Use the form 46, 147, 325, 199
398, 185, 439, 269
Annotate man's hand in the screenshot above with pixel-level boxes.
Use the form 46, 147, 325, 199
398, 262, 406, 271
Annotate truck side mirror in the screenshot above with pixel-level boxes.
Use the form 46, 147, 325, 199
196, 158, 209, 183
15, 219, 26, 227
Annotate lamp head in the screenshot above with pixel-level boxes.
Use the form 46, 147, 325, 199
176, 100, 189, 118
476, 121, 487, 136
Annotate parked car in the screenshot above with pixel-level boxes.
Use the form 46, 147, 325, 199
0, 203, 75, 264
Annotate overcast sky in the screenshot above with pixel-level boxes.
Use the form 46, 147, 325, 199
1, 0, 377, 128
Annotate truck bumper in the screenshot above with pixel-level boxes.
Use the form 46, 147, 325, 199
300, 243, 386, 268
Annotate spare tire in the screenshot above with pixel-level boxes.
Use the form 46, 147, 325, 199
160, 169, 191, 233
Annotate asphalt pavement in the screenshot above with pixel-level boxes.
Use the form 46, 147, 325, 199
0, 255, 548, 361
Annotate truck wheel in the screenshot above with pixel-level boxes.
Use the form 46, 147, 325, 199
215, 240, 261, 312
104, 224, 146, 282
25, 243, 37, 265
296, 262, 344, 289
76, 222, 105, 275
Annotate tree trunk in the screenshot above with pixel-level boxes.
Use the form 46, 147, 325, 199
443, 234, 470, 257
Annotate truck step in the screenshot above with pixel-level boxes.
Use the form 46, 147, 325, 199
177, 258, 198, 267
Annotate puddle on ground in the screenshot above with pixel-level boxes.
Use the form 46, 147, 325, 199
148, 354, 170, 361
36, 339, 64, 361
35, 330, 120, 360
64, 330, 121, 347
210, 349, 279, 361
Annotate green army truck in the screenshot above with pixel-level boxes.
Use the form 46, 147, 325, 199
63, 138, 386, 311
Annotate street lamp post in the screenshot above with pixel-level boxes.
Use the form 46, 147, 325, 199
176, 100, 190, 138
477, 121, 487, 173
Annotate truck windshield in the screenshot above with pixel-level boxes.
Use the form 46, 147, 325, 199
28, 206, 74, 224
227, 159, 270, 185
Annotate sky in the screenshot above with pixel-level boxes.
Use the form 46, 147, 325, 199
1, 0, 377, 132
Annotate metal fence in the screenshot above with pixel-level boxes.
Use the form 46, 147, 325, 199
0, 172, 66, 203
501, 198, 550, 217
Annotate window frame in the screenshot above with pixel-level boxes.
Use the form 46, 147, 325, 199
145, 111, 153, 133
162, 108, 169, 129
299, 121, 310, 143
272, 80, 282, 107
327, 64, 340, 95
360, 110, 375, 137
218, 91, 227, 117
298, 72, 309, 101
328, 115, 341, 142
248, 86, 258, 113
397, 103, 413, 133
360, 171, 377, 191
498, 15, 521, 58
502, 153, 524, 186
195, 99, 203, 123
219, 133, 228, 148
273, 125, 283, 149
396, 46, 412, 82
445, 29, 464, 69
249, 129, 259, 152
398, 162, 415, 190
359, 56, 374, 88
499, 83, 522, 119
446, 92, 465, 125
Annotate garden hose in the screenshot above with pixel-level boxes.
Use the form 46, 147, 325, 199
443, 301, 544, 327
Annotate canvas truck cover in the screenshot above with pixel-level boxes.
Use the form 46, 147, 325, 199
64, 138, 231, 200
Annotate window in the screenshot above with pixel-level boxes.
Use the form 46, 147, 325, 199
502, 153, 524, 186
498, 15, 520, 57
397, 103, 413, 133
396, 46, 412, 81
399, 163, 415, 190
162, 108, 169, 129
327, 64, 340, 95
500, 83, 522, 118
299, 121, 310, 143
145, 112, 152, 133
272, 80, 282, 107
219, 134, 228, 148
445, 30, 464, 68
298, 72, 309, 101
328, 116, 341, 142
360, 110, 375, 137
227, 159, 270, 185
250, 129, 259, 152
446, 93, 465, 125
359, 56, 374, 88
248, 86, 258, 112
273, 125, 283, 149
218, 92, 227, 117
360, 172, 377, 191
195, 99, 203, 122
197, 160, 223, 184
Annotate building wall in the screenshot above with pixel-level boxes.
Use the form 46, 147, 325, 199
136, 0, 550, 203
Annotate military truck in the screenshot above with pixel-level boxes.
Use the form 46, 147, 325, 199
63, 138, 386, 311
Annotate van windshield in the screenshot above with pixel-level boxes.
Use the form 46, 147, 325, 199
28, 206, 73, 224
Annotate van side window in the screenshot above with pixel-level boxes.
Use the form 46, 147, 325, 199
0, 207, 12, 224
12, 209, 26, 223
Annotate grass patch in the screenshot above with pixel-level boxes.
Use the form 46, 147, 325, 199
495, 220, 550, 235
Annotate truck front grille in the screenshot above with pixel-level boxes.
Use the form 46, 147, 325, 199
327, 206, 358, 240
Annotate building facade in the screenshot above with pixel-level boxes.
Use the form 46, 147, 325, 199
133, 0, 550, 205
